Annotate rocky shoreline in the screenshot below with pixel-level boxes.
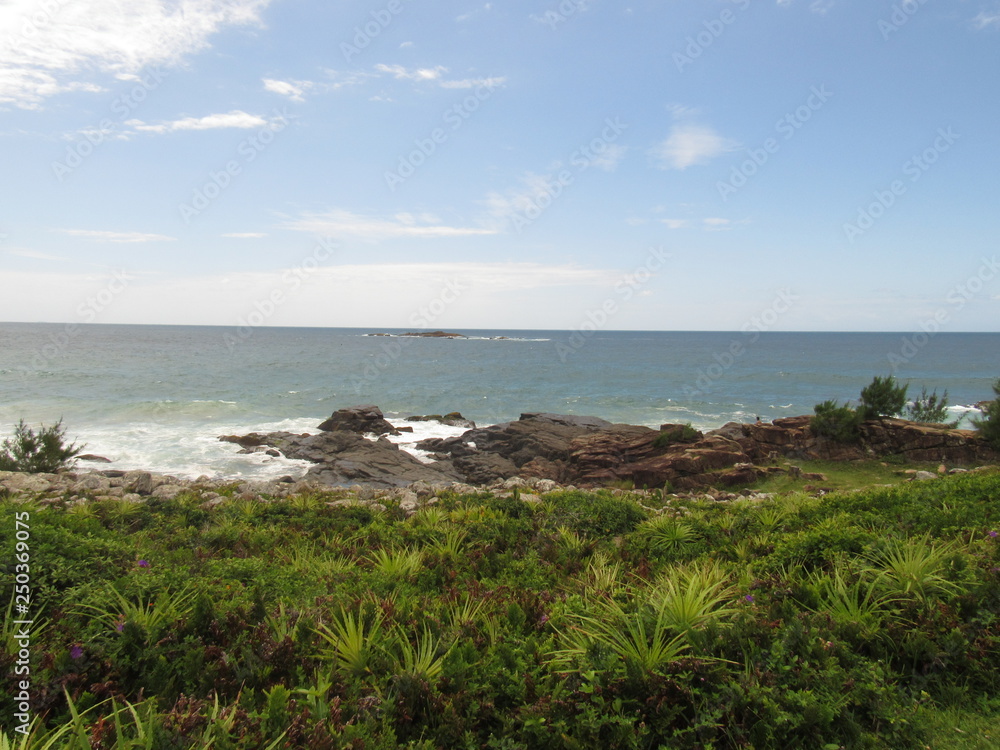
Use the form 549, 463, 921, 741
218, 404, 998, 490
3, 405, 995, 509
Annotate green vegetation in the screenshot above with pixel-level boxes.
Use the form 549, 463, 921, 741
859, 374, 909, 420
810, 399, 863, 443
653, 423, 700, 450
0, 419, 82, 473
973, 378, 1000, 449
3, 470, 1000, 748
907, 387, 958, 426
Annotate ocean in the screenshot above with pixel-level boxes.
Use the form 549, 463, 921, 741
1, 323, 996, 481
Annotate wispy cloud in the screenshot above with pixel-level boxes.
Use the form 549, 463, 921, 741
222, 232, 268, 239
776, 0, 836, 12
262, 78, 313, 102
482, 172, 566, 229
0, 0, 271, 109
660, 219, 688, 230
125, 110, 269, 134
283, 210, 498, 240
973, 9, 1000, 29
375, 64, 447, 82
55, 229, 176, 243
650, 123, 738, 170
5, 248, 68, 261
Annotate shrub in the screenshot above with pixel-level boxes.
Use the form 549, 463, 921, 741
0, 418, 83, 473
906, 387, 958, 426
810, 400, 862, 443
972, 378, 1000, 449
653, 423, 700, 450
859, 375, 908, 419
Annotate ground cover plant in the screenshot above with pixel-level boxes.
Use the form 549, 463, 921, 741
2, 470, 1000, 748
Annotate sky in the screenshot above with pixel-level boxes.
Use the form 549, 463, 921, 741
1, 0, 999, 332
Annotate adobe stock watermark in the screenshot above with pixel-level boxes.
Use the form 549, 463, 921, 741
879, 0, 930, 41
51, 67, 169, 182
674, 0, 751, 72
351, 279, 469, 392
341, 0, 411, 61
18, 270, 133, 379
555, 246, 670, 362
887, 256, 999, 370
385, 79, 503, 191
532, 0, 592, 30
506, 117, 627, 233
683, 289, 798, 397
843, 127, 958, 244
717, 85, 832, 201
224, 237, 338, 352
178, 108, 291, 223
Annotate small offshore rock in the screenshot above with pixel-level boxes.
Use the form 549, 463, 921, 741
78, 454, 112, 463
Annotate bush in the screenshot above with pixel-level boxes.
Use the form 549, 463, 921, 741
653, 423, 701, 450
972, 379, 1000, 449
810, 400, 862, 443
859, 375, 908, 419
907, 387, 958, 426
0, 419, 83, 473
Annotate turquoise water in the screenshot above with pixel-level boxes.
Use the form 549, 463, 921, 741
1, 323, 997, 480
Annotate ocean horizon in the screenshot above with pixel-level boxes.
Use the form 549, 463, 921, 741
2, 322, 997, 482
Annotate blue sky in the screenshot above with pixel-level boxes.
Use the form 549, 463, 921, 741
2, 0, 999, 331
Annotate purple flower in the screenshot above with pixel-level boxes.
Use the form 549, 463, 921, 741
70, 645, 83, 660
116, 620, 124, 632
989, 531, 998, 539
744, 594, 755, 603
137, 559, 150, 568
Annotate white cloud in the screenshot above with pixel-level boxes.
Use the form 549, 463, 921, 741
125, 110, 269, 134
650, 123, 738, 170
776, 0, 835, 11
590, 143, 627, 171
439, 76, 507, 89
283, 210, 498, 240
973, 10, 1000, 29
4, 248, 67, 261
0, 0, 271, 109
222, 233, 268, 239
262, 78, 313, 102
375, 64, 447, 82
483, 172, 568, 229
55, 229, 176, 243
660, 219, 688, 230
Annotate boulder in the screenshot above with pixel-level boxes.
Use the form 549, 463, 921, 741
453, 453, 519, 485
406, 412, 476, 429
223, 429, 460, 489
317, 405, 400, 436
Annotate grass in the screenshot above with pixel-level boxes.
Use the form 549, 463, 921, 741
750, 458, 951, 494
2, 468, 1000, 748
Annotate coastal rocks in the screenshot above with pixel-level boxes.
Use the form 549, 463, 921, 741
78, 454, 112, 463
453, 453, 519, 485
722, 416, 999, 465
317, 404, 400, 436
406, 412, 476, 429
232, 430, 460, 489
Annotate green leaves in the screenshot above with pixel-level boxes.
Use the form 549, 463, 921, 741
0, 418, 82, 473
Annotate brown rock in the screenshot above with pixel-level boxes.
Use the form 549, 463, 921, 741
317, 405, 400, 436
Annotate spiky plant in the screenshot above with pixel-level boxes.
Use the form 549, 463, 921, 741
636, 515, 697, 555
314, 607, 385, 677
867, 535, 967, 606
367, 547, 423, 578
